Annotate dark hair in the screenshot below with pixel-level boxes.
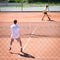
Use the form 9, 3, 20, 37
46, 5, 48, 7
14, 20, 17, 24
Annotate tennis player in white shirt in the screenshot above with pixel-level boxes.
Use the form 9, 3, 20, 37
9, 20, 23, 52
42, 5, 51, 21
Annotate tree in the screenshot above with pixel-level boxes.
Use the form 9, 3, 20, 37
15, 0, 22, 3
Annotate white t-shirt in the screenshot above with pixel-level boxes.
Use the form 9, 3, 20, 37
43, 7, 48, 11
42, 7, 48, 13
10, 24, 20, 38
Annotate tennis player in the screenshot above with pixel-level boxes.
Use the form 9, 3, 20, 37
42, 5, 51, 21
9, 20, 23, 52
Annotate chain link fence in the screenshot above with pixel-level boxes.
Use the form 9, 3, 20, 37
0, 0, 60, 11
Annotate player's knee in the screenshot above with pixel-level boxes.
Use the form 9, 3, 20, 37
11, 38, 14, 42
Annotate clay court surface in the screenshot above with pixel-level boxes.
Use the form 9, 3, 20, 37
0, 12, 60, 60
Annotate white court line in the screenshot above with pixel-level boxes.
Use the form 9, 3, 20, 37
23, 37, 31, 50
1, 56, 60, 58
23, 24, 39, 51
36, 56, 60, 58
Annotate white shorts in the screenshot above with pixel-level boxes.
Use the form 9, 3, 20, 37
11, 34, 20, 39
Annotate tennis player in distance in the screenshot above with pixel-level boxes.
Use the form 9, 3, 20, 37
9, 20, 23, 53
42, 5, 51, 21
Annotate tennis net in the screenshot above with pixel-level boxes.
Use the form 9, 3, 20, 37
0, 22, 60, 38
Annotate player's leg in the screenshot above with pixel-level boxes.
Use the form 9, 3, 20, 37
42, 12, 47, 21
16, 38, 23, 52
42, 14, 45, 21
46, 14, 51, 21
9, 38, 14, 50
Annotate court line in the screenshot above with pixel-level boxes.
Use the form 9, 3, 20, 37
0, 56, 60, 58
23, 37, 31, 51
23, 24, 39, 51
36, 56, 60, 58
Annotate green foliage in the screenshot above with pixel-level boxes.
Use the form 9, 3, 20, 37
8, 0, 60, 3
27, 0, 60, 3
8, 0, 22, 3
15, 0, 22, 3
8, 0, 15, 2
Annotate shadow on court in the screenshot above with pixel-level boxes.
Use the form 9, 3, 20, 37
10, 51, 35, 59
47, 20, 54, 21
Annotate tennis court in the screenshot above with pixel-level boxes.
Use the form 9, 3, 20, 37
0, 12, 60, 60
